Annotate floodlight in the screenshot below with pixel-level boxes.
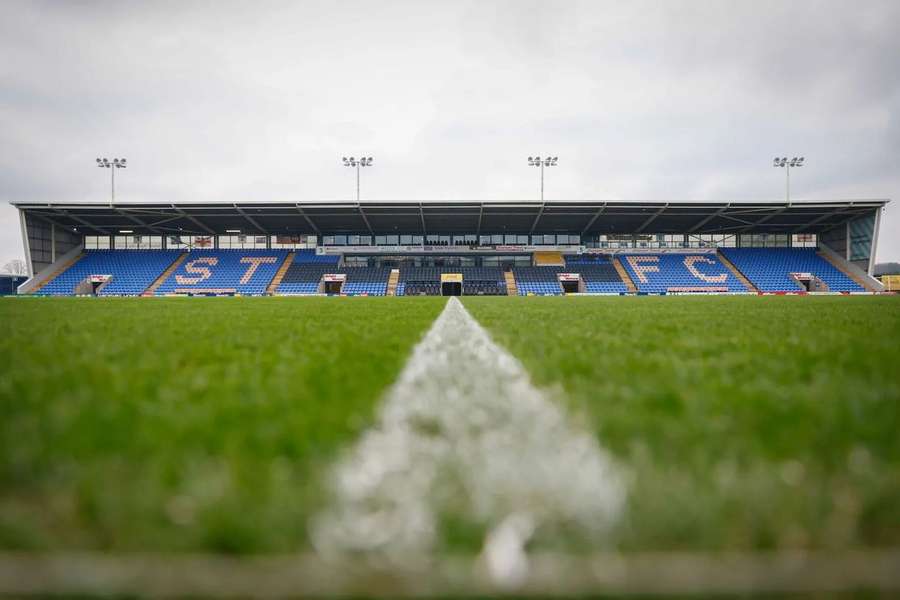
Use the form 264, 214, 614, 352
527, 153, 560, 200
342, 153, 375, 200
95, 157, 128, 204
771, 154, 806, 204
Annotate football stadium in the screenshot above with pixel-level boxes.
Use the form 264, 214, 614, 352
2, 198, 899, 596
12, 198, 888, 297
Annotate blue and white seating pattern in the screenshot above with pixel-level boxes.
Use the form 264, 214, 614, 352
37, 250, 181, 296
619, 253, 745, 294
156, 249, 288, 295
720, 248, 863, 292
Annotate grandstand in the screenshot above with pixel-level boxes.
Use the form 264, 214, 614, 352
11, 199, 887, 296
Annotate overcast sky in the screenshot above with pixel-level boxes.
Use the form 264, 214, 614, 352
1, 0, 898, 266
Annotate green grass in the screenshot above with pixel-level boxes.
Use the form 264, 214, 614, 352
1, 295, 898, 558
464, 295, 900, 553
0, 296, 444, 553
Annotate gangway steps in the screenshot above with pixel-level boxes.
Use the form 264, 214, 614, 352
503, 270, 518, 296
266, 251, 295, 295
717, 251, 759, 293
817, 251, 877, 292
142, 252, 189, 296
386, 269, 400, 296
612, 256, 637, 293
29, 253, 84, 294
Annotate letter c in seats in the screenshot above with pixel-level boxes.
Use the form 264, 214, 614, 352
684, 256, 727, 283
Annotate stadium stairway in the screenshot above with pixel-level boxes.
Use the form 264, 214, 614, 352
29, 252, 84, 294
717, 251, 758, 293
142, 253, 188, 296
817, 250, 878, 292
612, 257, 637, 293
386, 269, 400, 296
266, 251, 295, 294
504, 270, 518, 295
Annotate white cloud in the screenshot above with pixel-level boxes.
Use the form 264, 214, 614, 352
0, 0, 897, 263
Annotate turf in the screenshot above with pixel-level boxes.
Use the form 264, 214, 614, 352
1, 295, 898, 558
464, 295, 900, 553
0, 296, 445, 553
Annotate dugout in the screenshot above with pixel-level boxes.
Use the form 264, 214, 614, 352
441, 273, 462, 296
74, 274, 112, 296
558, 272, 584, 294
320, 273, 346, 295
790, 272, 828, 292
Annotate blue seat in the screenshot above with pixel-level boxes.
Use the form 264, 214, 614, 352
720, 248, 863, 292
277, 253, 391, 295
156, 249, 288, 295
618, 253, 746, 294
36, 250, 182, 296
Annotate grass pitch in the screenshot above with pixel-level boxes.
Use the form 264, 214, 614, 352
1, 295, 898, 558
465, 295, 900, 553
0, 297, 444, 553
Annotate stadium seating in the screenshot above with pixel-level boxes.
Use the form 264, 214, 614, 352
155, 249, 289, 295
618, 253, 746, 294
565, 256, 628, 294
291, 249, 341, 264
513, 267, 564, 295
720, 248, 864, 292
36, 250, 182, 296
341, 267, 391, 296
278, 252, 390, 295
396, 267, 507, 296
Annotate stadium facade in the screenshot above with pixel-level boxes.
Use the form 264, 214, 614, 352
12, 199, 888, 296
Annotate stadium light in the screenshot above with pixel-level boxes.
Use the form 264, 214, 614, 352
773, 156, 804, 206
342, 156, 374, 202
527, 156, 558, 202
96, 157, 127, 207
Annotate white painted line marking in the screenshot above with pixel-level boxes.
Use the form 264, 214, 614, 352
310, 297, 625, 586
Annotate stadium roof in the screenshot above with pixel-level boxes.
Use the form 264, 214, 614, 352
12, 199, 888, 237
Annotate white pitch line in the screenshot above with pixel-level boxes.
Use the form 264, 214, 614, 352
310, 297, 625, 587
